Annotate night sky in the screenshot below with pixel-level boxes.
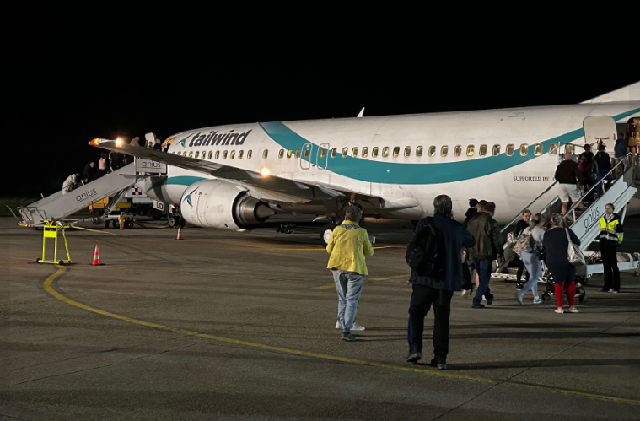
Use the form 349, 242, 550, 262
6, 26, 638, 197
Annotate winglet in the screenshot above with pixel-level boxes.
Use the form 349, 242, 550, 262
357, 107, 365, 117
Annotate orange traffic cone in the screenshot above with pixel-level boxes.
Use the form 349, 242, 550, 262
175, 227, 183, 240
92, 244, 104, 265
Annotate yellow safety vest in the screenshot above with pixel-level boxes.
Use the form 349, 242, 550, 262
599, 215, 623, 243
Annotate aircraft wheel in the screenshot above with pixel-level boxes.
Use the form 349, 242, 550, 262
168, 217, 177, 228
105, 220, 110, 229
124, 220, 134, 229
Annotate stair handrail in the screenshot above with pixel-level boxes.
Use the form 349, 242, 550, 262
499, 180, 559, 234
562, 154, 632, 226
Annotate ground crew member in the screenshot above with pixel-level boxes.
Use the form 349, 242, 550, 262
599, 203, 624, 293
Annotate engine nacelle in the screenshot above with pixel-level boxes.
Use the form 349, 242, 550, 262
180, 180, 274, 229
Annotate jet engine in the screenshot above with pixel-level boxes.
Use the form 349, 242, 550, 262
179, 180, 274, 229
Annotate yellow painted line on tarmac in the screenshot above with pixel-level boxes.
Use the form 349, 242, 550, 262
313, 284, 336, 290
70, 226, 119, 235
43, 265, 640, 407
370, 274, 410, 281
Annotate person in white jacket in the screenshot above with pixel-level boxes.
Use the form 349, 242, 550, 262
61, 173, 79, 195
516, 213, 546, 304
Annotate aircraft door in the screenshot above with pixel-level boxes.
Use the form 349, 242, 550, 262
317, 143, 329, 169
300, 143, 312, 170
584, 116, 616, 151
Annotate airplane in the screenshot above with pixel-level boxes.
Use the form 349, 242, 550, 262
90, 82, 640, 243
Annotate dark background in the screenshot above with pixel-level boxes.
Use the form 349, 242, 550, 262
5, 17, 638, 197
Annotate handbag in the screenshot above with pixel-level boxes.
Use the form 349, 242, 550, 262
565, 228, 585, 267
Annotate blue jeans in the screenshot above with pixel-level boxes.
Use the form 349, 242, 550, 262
519, 251, 541, 298
469, 257, 493, 305
332, 270, 365, 332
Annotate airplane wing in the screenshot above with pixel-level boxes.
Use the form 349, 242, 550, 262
90, 138, 345, 204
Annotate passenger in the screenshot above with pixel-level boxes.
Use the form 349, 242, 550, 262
110, 150, 123, 171
542, 214, 580, 313
599, 203, 623, 293
579, 151, 598, 205
615, 132, 629, 175
554, 151, 584, 215
82, 161, 96, 184
461, 198, 478, 296
406, 194, 475, 369
326, 205, 374, 342
153, 137, 163, 151
594, 142, 612, 195
97, 152, 110, 178
515, 213, 546, 305
512, 209, 531, 289
465, 200, 503, 309
61, 173, 79, 195
122, 137, 137, 165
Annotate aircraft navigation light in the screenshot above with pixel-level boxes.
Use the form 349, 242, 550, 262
260, 167, 271, 177
115, 137, 123, 147
90, 138, 100, 146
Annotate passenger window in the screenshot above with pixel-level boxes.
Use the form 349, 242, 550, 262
262, 149, 268, 159
382, 147, 389, 157
215, 151, 220, 159
519, 144, 528, 156
441, 146, 449, 157
372, 147, 379, 157
506, 144, 514, 156
393, 146, 400, 157
534, 143, 542, 156
479, 144, 487, 156
182, 152, 187, 156
294, 149, 300, 159
330, 148, 337, 158
287, 149, 293, 158
342, 147, 348, 158
454, 145, 462, 157
230, 150, 235, 159
238, 150, 244, 159
416, 146, 423, 157
467, 145, 474, 156
223, 150, 228, 159
548, 143, 558, 155
428, 146, 436, 157
320, 148, 327, 158
492, 144, 500, 156
247, 150, 252, 159
208, 151, 212, 159
352, 147, 358, 157
405, 146, 411, 157
304, 149, 310, 159
195, 151, 200, 159
362, 147, 368, 158
189, 151, 193, 158
565, 144, 575, 154
278, 149, 284, 159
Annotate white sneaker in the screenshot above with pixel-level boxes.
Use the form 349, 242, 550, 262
351, 322, 365, 331
481, 295, 487, 301
609, 290, 618, 294
335, 320, 365, 331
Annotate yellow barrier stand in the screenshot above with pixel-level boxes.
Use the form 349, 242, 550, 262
37, 220, 72, 265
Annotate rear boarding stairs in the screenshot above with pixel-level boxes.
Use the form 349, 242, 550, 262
13, 158, 166, 227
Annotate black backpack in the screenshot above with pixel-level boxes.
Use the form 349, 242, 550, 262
405, 217, 446, 279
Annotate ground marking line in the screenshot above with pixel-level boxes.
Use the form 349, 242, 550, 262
314, 274, 409, 289
42, 266, 640, 406
272, 246, 400, 251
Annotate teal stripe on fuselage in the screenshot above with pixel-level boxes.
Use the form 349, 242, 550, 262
147, 175, 206, 193
259, 108, 640, 185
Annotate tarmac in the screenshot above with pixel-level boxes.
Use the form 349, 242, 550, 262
2, 216, 640, 420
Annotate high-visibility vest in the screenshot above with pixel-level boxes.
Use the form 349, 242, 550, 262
599, 215, 623, 243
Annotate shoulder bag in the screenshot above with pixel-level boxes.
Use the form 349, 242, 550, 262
565, 228, 585, 267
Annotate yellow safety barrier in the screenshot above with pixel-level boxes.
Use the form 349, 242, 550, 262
37, 220, 72, 265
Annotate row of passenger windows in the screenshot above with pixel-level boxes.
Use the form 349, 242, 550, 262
173, 143, 559, 160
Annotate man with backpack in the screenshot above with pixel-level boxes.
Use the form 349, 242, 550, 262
406, 195, 475, 369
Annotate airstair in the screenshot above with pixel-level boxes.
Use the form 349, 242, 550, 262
497, 155, 640, 280
16, 158, 163, 226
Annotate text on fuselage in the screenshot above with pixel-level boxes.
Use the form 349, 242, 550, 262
189, 130, 252, 147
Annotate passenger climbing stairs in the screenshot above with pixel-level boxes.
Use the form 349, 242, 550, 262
498, 156, 640, 280
16, 163, 146, 226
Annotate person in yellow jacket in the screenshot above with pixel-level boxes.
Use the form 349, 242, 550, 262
326, 205, 374, 341
599, 203, 624, 293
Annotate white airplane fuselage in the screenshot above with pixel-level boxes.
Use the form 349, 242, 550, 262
140, 102, 640, 225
